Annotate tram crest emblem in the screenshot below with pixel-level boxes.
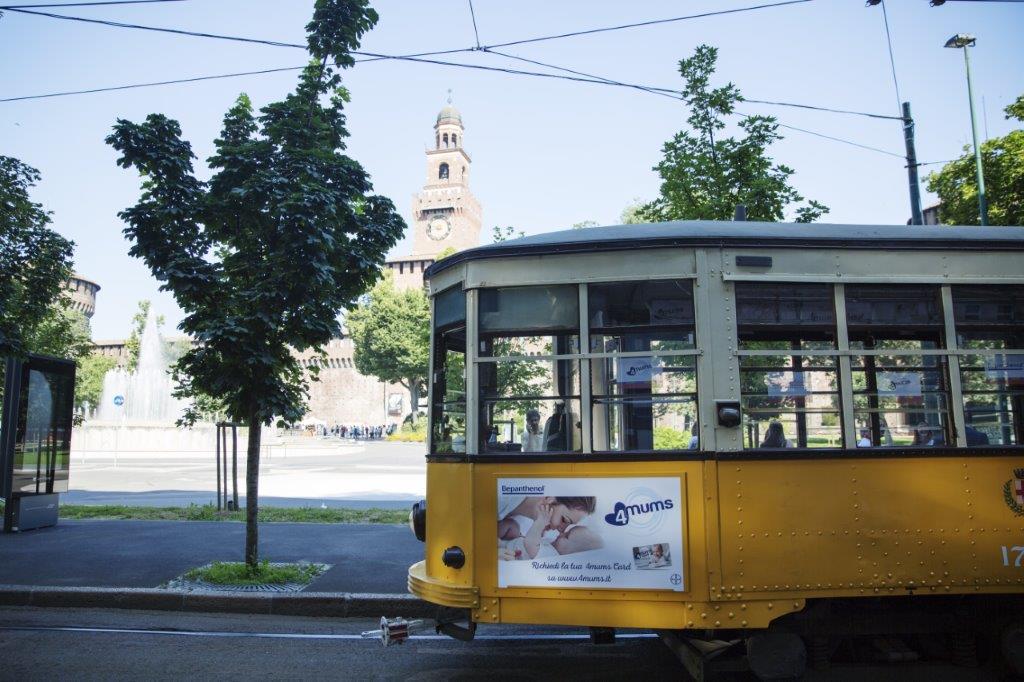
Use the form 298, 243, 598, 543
1002, 469, 1024, 516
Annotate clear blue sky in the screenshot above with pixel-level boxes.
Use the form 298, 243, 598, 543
2, 0, 1022, 340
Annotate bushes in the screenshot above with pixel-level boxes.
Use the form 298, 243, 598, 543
387, 420, 427, 443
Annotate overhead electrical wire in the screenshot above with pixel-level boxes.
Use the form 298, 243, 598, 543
0, 65, 305, 102
482, 48, 683, 101
0, 6, 308, 47
478, 0, 814, 51
1, 0, 815, 54
466, 0, 481, 50
0, 0, 185, 8
0, 0, 909, 158
878, 0, 903, 116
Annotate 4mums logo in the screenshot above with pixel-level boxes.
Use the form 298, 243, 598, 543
604, 498, 674, 526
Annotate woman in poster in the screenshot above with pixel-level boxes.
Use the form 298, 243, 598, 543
498, 496, 601, 560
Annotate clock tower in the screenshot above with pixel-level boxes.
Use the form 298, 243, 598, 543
410, 99, 482, 257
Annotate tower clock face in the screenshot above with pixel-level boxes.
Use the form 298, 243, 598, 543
427, 216, 452, 241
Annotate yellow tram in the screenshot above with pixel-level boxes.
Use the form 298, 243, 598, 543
405, 221, 1024, 670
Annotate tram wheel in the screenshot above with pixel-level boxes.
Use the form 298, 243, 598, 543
1001, 621, 1024, 675
745, 631, 806, 680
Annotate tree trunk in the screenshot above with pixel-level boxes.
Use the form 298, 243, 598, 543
245, 414, 262, 569
408, 380, 419, 424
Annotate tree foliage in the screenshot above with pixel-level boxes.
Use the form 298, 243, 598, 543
105, 0, 404, 568
638, 45, 828, 224
492, 225, 525, 242
123, 299, 165, 372
926, 94, 1024, 226
0, 156, 75, 359
76, 353, 116, 413
347, 272, 430, 421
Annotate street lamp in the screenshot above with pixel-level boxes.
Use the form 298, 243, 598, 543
944, 33, 988, 226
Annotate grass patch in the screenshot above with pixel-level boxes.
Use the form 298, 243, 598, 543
185, 560, 323, 586
57, 503, 407, 524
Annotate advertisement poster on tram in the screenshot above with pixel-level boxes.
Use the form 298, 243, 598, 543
496, 477, 685, 591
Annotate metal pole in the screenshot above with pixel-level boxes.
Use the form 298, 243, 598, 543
902, 102, 923, 225
962, 45, 988, 225
215, 423, 221, 511
231, 424, 239, 510
221, 425, 228, 510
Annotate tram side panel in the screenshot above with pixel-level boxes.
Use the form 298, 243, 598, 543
423, 458, 782, 630
714, 454, 1024, 602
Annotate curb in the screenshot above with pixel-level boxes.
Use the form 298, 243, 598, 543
0, 585, 434, 618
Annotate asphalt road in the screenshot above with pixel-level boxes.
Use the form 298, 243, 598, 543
0, 607, 1001, 681
66, 439, 426, 508
0, 607, 680, 681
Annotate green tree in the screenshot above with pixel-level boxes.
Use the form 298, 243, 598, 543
123, 300, 165, 372
638, 45, 828, 224
0, 156, 75, 359
106, 0, 404, 570
572, 220, 599, 230
347, 273, 430, 423
22, 303, 104, 418
76, 354, 116, 413
23, 304, 92, 361
620, 199, 645, 225
492, 225, 524, 242
926, 95, 1024, 226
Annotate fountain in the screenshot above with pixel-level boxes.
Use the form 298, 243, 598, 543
72, 310, 216, 455
96, 309, 188, 423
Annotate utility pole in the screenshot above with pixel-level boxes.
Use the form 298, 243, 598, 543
902, 102, 923, 225
945, 33, 988, 226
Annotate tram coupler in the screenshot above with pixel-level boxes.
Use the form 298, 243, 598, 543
435, 607, 477, 642
360, 616, 428, 647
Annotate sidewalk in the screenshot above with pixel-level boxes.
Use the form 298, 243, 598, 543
0, 519, 431, 617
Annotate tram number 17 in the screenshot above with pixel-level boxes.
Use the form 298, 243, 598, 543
1001, 546, 1024, 567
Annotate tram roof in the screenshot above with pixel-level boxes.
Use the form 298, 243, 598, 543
425, 220, 1024, 278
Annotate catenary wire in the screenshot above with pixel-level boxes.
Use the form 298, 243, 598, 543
739, 114, 906, 158
467, 0, 480, 49
0, 0, 184, 7
878, 0, 903, 116
1, 49, 907, 158
0, 6, 308, 47
2, 1, 816, 54
0, 66, 305, 102
479, 0, 814, 50
1, 1, 906, 157
482, 48, 683, 101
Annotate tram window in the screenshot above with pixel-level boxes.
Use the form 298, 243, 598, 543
589, 280, 698, 451
479, 360, 581, 454
953, 285, 1024, 446
479, 285, 578, 333
846, 285, 951, 447
431, 287, 466, 454
736, 283, 842, 449
478, 285, 581, 454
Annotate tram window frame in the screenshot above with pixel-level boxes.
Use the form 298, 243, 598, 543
735, 282, 844, 450
843, 284, 953, 449
588, 279, 700, 453
430, 286, 467, 454
952, 284, 1024, 447
476, 285, 582, 455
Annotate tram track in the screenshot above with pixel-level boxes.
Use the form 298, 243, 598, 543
0, 624, 659, 642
